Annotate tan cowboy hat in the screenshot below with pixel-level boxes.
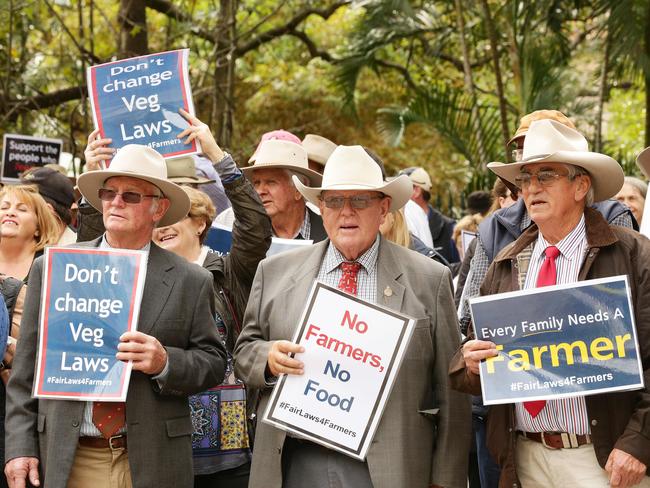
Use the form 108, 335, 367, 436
242, 139, 322, 186
166, 155, 214, 185
293, 145, 412, 211
488, 119, 624, 202
636, 146, 650, 180
302, 134, 337, 166
77, 144, 191, 227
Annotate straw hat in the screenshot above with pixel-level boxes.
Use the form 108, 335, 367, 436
293, 145, 412, 212
77, 144, 190, 227
302, 134, 337, 167
488, 120, 624, 202
242, 139, 322, 186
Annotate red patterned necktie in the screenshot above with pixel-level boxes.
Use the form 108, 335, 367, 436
338, 262, 362, 296
92, 401, 126, 438
523, 245, 561, 418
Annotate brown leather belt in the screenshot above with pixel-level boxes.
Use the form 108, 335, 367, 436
79, 435, 127, 451
519, 431, 591, 449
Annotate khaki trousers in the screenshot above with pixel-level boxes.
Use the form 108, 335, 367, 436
516, 435, 650, 488
67, 442, 132, 488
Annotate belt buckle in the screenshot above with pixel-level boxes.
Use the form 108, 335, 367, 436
109, 434, 125, 451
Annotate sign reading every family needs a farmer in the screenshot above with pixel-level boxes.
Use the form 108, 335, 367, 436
87, 48, 200, 159
263, 282, 415, 460
34, 247, 147, 401
1, 134, 62, 182
470, 276, 644, 405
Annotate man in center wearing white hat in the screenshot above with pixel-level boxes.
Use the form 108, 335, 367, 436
234, 145, 471, 488
242, 138, 327, 242
450, 119, 650, 487
4, 144, 226, 488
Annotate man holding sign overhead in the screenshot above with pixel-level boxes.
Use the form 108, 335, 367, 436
450, 120, 650, 488
4, 145, 226, 488
234, 146, 470, 488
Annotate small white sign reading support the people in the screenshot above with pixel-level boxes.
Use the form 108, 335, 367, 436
263, 281, 415, 460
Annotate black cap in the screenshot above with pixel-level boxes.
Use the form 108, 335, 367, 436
21, 167, 75, 208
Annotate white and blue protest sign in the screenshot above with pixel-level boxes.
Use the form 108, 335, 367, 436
2, 134, 62, 182
263, 282, 415, 460
87, 49, 200, 160
471, 276, 644, 405
34, 247, 147, 401
205, 224, 313, 257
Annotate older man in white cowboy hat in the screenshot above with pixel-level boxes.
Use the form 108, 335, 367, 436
240, 139, 327, 241
4, 144, 226, 488
450, 119, 650, 488
234, 145, 471, 488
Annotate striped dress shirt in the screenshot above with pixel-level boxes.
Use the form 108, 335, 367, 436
515, 214, 590, 434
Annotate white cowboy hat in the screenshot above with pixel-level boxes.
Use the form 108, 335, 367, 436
293, 145, 412, 211
636, 146, 650, 180
242, 139, 322, 186
488, 119, 624, 202
77, 144, 191, 227
302, 134, 337, 166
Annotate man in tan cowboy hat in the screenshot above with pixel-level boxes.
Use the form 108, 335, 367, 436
301, 134, 337, 173
4, 143, 226, 488
450, 119, 650, 488
241, 139, 327, 241
234, 145, 471, 488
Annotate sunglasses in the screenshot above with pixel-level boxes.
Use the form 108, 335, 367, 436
98, 188, 161, 204
320, 195, 384, 209
513, 170, 568, 189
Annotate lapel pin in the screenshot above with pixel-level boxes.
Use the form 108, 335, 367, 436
383, 286, 393, 297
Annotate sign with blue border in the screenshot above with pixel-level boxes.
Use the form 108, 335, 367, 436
470, 276, 644, 405
34, 247, 147, 401
87, 49, 200, 160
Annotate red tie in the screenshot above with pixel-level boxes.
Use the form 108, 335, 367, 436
524, 245, 561, 418
92, 402, 126, 438
338, 262, 362, 296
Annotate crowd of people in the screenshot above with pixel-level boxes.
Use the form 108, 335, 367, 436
0, 107, 647, 488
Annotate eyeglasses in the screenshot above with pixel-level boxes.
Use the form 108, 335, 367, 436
98, 188, 161, 204
513, 170, 568, 189
321, 194, 384, 209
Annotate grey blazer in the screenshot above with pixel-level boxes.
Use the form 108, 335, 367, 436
5, 239, 227, 488
234, 237, 471, 488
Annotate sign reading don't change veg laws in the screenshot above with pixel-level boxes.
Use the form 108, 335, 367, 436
2, 134, 62, 183
34, 247, 147, 402
263, 282, 415, 461
470, 276, 644, 406
87, 48, 200, 159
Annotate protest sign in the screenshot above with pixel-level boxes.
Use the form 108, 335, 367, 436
2, 134, 62, 182
470, 276, 644, 405
204, 224, 313, 257
87, 49, 200, 159
34, 247, 147, 401
460, 230, 477, 257
263, 282, 415, 460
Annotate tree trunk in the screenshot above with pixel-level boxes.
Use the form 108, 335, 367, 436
212, 0, 237, 150
118, 0, 148, 58
595, 30, 610, 153
454, 0, 487, 165
645, 0, 650, 148
479, 0, 510, 161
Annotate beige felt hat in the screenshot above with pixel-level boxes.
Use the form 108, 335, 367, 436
293, 145, 412, 212
508, 110, 576, 146
242, 139, 322, 186
636, 147, 650, 180
302, 134, 337, 166
77, 144, 191, 227
488, 119, 624, 202
166, 155, 214, 185
401, 167, 432, 192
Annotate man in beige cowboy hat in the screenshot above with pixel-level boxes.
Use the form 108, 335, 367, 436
302, 134, 337, 173
241, 139, 327, 241
234, 145, 471, 488
450, 119, 650, 488
5, 143, 226, 488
